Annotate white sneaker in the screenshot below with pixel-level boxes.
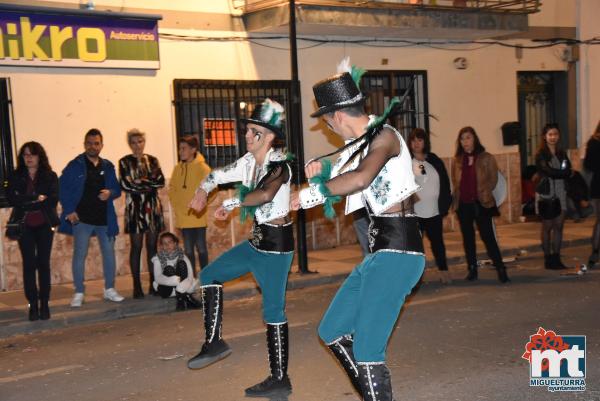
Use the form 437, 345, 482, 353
103, 288, 124, 303
70, 292, 84, 308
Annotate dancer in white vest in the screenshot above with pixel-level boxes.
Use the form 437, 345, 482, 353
291, 59, 425, 401
188, 99, 294, 398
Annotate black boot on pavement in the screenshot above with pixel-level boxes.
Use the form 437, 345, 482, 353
245, 322, 292, 397
327, 335, 362, 397
543, 254, 552, 269
547, 254, 567, 270
554, 254, 569, 269
175, 291, 186, 311
465, 264, 478, 281
358, 362, 394, 401
187, 284, 232, 369
39, 299, 50, 320
28, 300, 39, 322
588, 250, 598, 269
496, 263, 510, 283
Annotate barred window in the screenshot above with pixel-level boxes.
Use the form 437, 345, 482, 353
362, 71, 429, 140
173, 80, 292, 168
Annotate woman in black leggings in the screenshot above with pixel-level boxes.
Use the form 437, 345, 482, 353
7, 142, 59, 320
119, 129, 165, 298
451, 127, 509, 283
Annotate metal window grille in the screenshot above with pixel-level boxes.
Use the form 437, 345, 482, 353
173, 80, 293, 168
0, 78, 15, 208
362, 71, 429, 140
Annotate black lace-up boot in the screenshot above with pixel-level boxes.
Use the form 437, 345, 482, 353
187, 284, 231, 369
358, 363, 393, 401
245, 322, 292, 397
327, 335, 362, 396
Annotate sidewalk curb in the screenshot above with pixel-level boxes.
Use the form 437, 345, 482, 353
0, 237, 591, 339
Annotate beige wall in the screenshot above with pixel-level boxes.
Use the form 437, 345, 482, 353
297, 41, 570, 160
577, 0, 600, 149
0, 0, 585, 169
0, 0, 598, 291
529, 0, 576, 27
4, 36, 569, 167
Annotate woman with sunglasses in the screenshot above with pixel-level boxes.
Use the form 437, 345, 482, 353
409, 128, 452, 283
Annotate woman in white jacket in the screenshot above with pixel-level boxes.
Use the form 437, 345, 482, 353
151, 232, 200, 311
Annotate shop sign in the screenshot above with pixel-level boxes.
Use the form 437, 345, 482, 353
0, 8, 160, 69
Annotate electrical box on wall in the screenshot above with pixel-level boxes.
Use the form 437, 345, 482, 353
560, 45, 579, 63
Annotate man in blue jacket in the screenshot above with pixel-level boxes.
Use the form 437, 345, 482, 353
59, 129, 124, 307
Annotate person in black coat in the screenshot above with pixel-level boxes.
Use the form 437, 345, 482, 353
584, 120, 600, 267
409, 128, 452, 283
6, 142, 59, 321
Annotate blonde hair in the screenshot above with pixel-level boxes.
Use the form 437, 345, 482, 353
127, 128, 146, 143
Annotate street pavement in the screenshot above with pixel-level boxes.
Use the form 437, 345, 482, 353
0, 244, 598, 401
0, 219, 596, 338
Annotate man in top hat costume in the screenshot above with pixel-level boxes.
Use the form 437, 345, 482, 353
291, 58, 425, 401
187, 98, 295, 397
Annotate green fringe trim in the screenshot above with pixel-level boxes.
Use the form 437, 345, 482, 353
236, 183, 257, 222
367, 96, 400, 131
308, 159, 341, 219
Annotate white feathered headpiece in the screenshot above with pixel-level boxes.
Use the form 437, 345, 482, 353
336, 56, 365, 90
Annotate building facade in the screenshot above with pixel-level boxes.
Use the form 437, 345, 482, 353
0, 0, 598, 290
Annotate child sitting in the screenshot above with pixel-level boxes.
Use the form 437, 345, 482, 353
152, 232, 201, 311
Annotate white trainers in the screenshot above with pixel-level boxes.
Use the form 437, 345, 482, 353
70, 292, 84, 308
103, 288, 125, 303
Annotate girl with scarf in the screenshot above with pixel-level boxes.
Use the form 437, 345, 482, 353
151, 232, 200, 311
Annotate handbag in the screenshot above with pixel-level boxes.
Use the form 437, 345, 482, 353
535, 176, 551, 196
537, 176, 561, 220
5, 209, 25, 240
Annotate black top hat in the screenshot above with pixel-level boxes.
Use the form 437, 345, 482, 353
241, 98, 286, 139
310, 72, 367, 118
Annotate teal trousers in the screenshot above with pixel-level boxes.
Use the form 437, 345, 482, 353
318, 252, 425, 362
200, 241, 293, 323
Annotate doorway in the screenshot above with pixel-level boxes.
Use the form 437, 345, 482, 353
517, 71, 570, 168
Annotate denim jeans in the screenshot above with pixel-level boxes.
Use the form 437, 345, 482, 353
181, 227, 208, 274
72, 222, 116, 292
